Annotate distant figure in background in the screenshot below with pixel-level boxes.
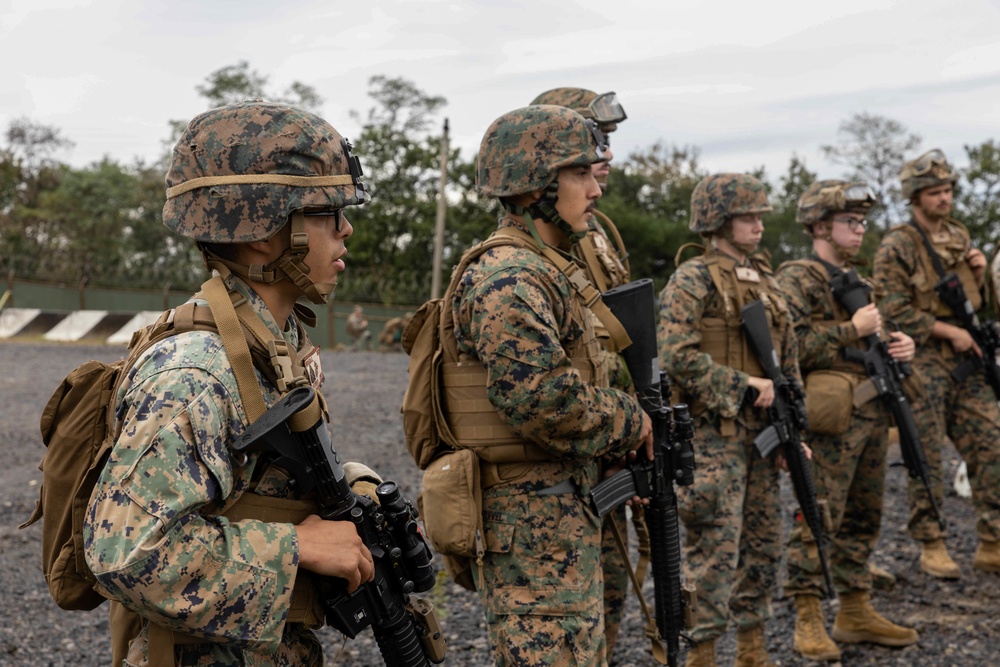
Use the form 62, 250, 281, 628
379, 313, 411, 351
346, 305, 371, 351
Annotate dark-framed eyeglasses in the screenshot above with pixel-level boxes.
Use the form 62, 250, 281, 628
302, 208, 346, 233
831, 215, 868, 232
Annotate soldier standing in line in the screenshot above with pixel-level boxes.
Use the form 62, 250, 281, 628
778, 180, 919, 662
529, 87, 635, 660
346, 304, 371, 351
873, 148, 1000, 578
455, 104, 652, 666
378, 313, 411, 351
83, 101, 382, 666
657, 173, 797, 667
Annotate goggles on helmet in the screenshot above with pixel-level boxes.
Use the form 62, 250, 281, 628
588, 92, 627, 124
842, 183, 876, 206
907, 149, 948, 177
808, 182, 875, 211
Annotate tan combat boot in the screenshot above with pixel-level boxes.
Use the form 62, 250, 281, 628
920, 539, 961, 579
832, 590, 919, 647
973, 540, 1000, 573
793, 595, 841, 661
683, 639, 717, 667
734, 625, 776, 667
869, 562, 896, 590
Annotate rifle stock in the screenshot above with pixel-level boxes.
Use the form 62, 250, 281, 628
741, 300, 834, 598
831, 269, 945, 530
588, 279, 694, 667
235, 387, 445, 666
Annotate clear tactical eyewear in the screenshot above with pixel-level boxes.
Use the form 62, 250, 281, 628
589, 92, 628, 124
907, 149, 948, 177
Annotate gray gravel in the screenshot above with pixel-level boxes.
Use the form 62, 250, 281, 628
1, 341, 998, 666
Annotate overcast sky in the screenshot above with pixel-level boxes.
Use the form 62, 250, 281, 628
2, 0, 999, 183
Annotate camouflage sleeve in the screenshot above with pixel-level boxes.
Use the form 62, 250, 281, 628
463, 264, 644, 461
657, 262, 747, 419
776, 264, 857, 373
873, 231, 937, 345
84, 358, 297, 652
779, 301, 804, 388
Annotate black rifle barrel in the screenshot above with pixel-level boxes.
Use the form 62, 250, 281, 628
741, 300, 835, 598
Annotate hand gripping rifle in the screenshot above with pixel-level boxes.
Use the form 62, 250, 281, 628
830, 269, 945, 530
234, 386, 446, 667
741, 300, 834, 598
934, 272, 1000, 399
588, 279, 696, 667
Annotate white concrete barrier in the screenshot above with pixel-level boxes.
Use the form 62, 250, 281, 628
0, 308, 41, 338
43, 310, 109, 342
107, 311, 162, 345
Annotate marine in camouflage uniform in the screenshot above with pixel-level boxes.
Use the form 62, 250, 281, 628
530, 87, 635, 660
873, 148, 1000, 578
84, 101, 381, 667
657, 173, 797, 667
778, 180, 918, 662
455, 105, 652, 666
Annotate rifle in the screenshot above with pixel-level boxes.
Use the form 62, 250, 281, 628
741, 300, 834, 598
830, 269, 945, 530
934, 272, 1000, 399
234, 386, 446, 667
588, 279, 695, 667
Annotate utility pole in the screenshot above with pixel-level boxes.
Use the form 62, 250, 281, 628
431, 118, 449, 300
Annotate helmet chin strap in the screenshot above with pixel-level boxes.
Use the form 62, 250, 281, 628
503, 181, 584, 246
201, 212, 335, 305
529, 181, 586, 244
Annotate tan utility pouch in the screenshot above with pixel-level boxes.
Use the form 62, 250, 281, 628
418, 449, 484, 591
804, 370, 857, 435
419, 449, 483, 558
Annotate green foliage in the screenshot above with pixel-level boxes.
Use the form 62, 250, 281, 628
340, 76, 492, 305
602, 142, 704, 290
2, 84, 999, 312
821, 112, 921, 231
957, 139, 1000, 257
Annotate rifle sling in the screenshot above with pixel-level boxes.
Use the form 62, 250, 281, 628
608, 514, 668, 665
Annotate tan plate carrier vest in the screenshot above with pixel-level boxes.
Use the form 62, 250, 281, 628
690, 249, 787, 436
437, 225, 630, 476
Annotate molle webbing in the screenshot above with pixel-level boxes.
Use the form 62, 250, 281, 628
894, 223, 982, 317
439, 224, 617, 463
441, 359, 594, 463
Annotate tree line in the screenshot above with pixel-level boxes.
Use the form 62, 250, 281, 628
2, 62, 998, 306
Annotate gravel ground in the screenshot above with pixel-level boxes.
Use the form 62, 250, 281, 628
1, 341, 998, 667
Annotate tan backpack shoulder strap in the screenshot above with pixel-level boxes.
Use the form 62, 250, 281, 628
593, 209, 630, 276
201, 275, 269, 422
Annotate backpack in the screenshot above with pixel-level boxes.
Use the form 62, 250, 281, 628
20, 274, 300, 611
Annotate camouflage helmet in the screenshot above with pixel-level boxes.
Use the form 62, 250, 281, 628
529, 88, 627, 133
796, 180, 877, 227
476, 105, 606, 199
162, 100, 368, 243
689, 173, 772, 233
900, 148, 957, 199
